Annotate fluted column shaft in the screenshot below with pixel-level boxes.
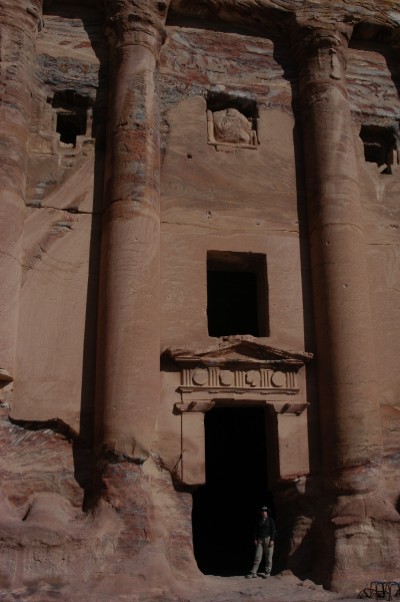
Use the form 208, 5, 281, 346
95, 1, 166, 460
295, 24, 382, 493
0, 1, 42, 382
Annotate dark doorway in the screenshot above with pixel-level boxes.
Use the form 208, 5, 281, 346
192, 406, 273, 576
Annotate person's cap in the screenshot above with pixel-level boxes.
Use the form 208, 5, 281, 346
261, 505, 270, 511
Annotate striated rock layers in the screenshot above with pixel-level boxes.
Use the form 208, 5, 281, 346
1, 0, 400, 597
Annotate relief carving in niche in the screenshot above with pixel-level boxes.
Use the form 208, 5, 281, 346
206, 96, 259, 150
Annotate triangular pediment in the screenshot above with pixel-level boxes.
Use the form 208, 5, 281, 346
163, 335, 313, 368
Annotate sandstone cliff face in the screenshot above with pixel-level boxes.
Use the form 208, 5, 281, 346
1, 0, 400, 598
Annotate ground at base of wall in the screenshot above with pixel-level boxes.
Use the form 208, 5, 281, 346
0, 573, 359, 602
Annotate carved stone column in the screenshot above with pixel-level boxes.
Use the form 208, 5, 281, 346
95, 1, 167, 460
0, 1, 42, 384
294, 23, 382, 493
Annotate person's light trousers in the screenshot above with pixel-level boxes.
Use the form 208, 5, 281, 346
251, 537, 274, 575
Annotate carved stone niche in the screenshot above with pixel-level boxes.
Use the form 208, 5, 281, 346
162, 337, 313, 486
206, 92, 259, 151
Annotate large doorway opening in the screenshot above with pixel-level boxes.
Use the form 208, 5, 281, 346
192, 406, 273, 576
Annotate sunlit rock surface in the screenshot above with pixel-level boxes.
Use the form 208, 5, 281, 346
1, 0, 400, 599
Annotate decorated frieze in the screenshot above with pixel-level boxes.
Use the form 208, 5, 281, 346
181, 365, 298, 393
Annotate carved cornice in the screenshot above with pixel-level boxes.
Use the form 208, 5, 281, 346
164, 336, 313, 368
103, 0, 168, 55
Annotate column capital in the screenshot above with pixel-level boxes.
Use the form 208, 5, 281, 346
104, 0, 168, 58
292, 21, 353, 80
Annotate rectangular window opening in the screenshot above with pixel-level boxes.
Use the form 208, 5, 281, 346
207, 251, 269, 338
360, 124, 398, 175
51, 90, 91, 146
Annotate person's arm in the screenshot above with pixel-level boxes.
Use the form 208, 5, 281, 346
254, 520, 259, 545
269, 518, 276, 546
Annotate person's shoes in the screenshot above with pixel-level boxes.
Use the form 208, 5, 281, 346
261, 573, 270, 579
246, 573, 257, 579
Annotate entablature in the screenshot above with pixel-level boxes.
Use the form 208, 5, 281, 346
163, 336, 313, 415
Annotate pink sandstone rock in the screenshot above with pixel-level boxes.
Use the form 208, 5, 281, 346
1, 0, 400, 599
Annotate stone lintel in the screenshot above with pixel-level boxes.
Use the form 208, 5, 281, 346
174, 400, 308, 416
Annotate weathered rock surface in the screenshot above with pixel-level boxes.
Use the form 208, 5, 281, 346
1, 0, 400, 599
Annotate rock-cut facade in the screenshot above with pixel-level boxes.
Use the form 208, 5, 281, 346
1, 0, 400, 595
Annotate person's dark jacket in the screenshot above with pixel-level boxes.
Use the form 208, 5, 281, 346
255, 516, 276, 541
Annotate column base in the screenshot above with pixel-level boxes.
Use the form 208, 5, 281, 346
329, 490, 400, 594
323, 459, 383, 495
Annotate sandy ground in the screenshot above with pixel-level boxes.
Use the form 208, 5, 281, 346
0, 573, 360, 602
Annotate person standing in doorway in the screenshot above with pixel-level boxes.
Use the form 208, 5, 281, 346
246, 505, 275, 579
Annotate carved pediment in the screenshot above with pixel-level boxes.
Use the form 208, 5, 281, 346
163, 335, 313, 369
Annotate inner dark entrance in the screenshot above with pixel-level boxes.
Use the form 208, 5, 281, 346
207, 271, 258, 336
206, 250, 269, 337
192, 406, 272, 576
